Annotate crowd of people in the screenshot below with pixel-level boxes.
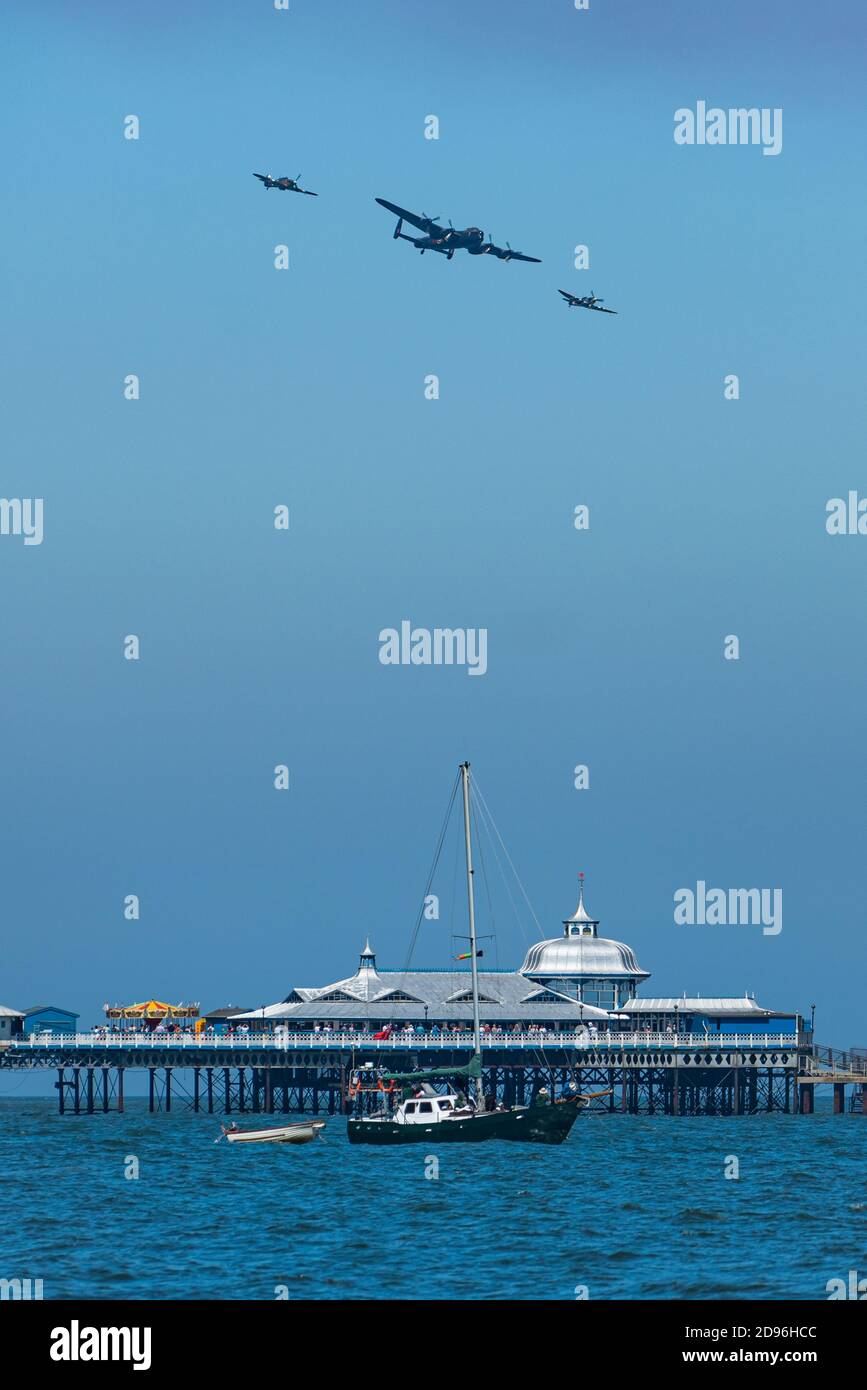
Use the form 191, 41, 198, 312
88, 1018, 682, 1043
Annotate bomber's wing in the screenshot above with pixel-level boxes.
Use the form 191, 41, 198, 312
592, 305, 618, 314
375, 198, 446, 237
558, 288, 578, 303
487, 242, 541, 263
253, 173, 270, 183
301, 189, 318, 196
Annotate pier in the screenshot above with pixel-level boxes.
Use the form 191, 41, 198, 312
2, 1030, 865, 1118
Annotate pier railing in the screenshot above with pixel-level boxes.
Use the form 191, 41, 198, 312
806, 1044, 867, 1077
13, 1029, 801, 1052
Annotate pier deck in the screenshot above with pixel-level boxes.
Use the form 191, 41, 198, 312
2, 1031, 864, 1118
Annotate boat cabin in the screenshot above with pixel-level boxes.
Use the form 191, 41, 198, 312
393, 1083, 467, 1125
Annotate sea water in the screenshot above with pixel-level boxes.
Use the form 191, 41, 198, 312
1, 1099, 864, 1300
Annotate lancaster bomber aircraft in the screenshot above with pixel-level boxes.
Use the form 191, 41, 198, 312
558, 289, 618, 314
375, 198, 541, 262
253, 173, 318, 196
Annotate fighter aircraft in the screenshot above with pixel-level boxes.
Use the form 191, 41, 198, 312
375, 198, 541, 262
558, 289, 617, 314
253, 173, 318, 196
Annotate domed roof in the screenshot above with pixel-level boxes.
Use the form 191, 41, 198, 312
519, 880, 650, 982
520, 935, 648, 980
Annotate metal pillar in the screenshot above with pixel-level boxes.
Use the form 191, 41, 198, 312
833, 1082, 845, 1114
165, 1068, 172, 1113
85, 1067, 94, 1114
193, 1068, 200, 1113
58, 1069, 65, 1115
73, 1069, 80, 1115
117, 1066, 124, 1114
223, 1068, 231, 1113
148, 1068, 156, 1113
799, 1083, 814, 1114
102, 1067, 110, 1113
206, 1067, 213, 1114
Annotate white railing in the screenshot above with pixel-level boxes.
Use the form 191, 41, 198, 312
15, 1030, 799, 1051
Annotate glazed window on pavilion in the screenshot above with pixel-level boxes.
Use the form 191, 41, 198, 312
579, 981, 618, 1010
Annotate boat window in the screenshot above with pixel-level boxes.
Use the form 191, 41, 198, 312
404, 1102, 417, 1114
437, 1100, 453, 1110
418, 1102, 433, 1114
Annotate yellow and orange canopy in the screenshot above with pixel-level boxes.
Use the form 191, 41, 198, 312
104, 1000, 199, 1019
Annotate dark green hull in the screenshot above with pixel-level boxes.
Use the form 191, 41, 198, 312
347, 1099, 582, 1146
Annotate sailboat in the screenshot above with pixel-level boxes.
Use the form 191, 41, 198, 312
346, 763, 590, 1146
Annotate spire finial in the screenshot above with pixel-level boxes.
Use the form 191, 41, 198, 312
563, 872, 598, 936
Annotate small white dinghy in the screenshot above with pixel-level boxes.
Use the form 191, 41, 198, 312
217, 1120, 326, 1146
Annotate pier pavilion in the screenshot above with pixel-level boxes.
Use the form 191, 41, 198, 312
237, 882, 651, 1036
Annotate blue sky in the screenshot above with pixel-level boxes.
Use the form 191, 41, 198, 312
2, 0, 866, 1067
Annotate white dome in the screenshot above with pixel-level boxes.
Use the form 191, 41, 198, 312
520, 934, 649, 981
519, 881, 650, 982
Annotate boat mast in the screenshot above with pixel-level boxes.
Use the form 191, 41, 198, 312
460, 761, 484, 1105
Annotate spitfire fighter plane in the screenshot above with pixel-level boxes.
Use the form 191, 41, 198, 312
375, 198, 541, 262
253, 173, 318, 196
558, 289, 617, 314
